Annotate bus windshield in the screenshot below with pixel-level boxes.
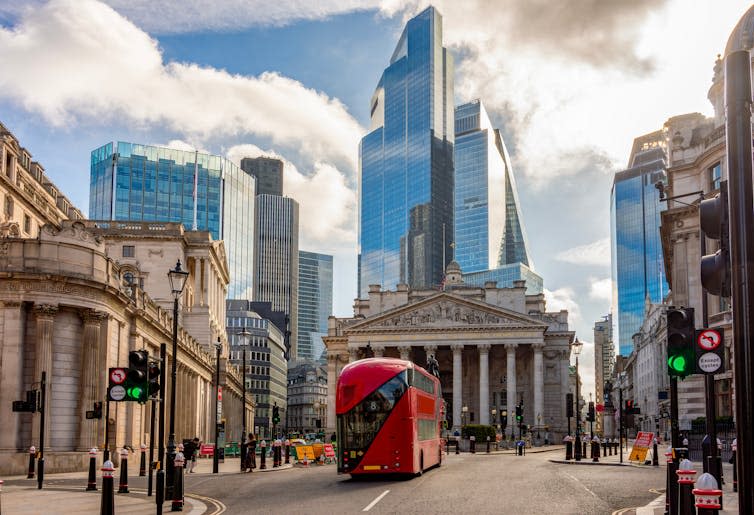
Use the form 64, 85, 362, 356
338, 370, 408, 449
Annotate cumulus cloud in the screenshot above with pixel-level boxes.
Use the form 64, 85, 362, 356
556, 238, 611, 266
0, 0, 364, 171
544, 286, 581, 326
589, 277, 612, 302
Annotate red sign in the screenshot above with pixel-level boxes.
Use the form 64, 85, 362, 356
217, 386, 223, 401
323, 444, 335, 458
595, 403, 604, 413
199, 444, 214, 457
109, 368, 127, 385
697, 329, 722, 351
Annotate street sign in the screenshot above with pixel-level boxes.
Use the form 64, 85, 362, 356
596, 403, 604, 413
698, 352, 723, 373
697, 329, 722, 351
109, 385, 126, 401
109, 368, 127, 385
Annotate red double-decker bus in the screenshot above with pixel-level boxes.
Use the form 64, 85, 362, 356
336, 357, 444, 476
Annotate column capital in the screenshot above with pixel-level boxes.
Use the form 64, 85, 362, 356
33, 303, 58, 319
450, 343, 464, 352
79, 308, 109, 325
478, 343, 491, 352
504, 343, 518, 351
532, 342, 545, 351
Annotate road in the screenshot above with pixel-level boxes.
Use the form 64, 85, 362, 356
184, 451, 665, 514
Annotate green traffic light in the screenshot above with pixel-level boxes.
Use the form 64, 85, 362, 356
127, 385, 145, 400
668, 355, 686, 372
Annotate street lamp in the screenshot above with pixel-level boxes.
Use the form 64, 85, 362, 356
237, 326, 251, 472
501, 409, 508, 438
572, 337, 583, 461
213, 337, 221, 474
166, 260, 189, 501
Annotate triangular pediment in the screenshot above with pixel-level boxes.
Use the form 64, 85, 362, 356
347, 292, 548, 333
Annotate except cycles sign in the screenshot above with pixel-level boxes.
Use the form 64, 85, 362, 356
695, 328, 725, 374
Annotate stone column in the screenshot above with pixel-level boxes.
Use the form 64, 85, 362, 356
348, 348, 358, 363
533, 343, 544, 430
398, 346, 410, 361
78, 309, 108, 450
0, 301, 24, 451
372, 345, 384, 358
451, 344, 463, 431
326, 353, 337, 434
506, 343, 518, 434
33, 304, 58, 449
479, 344, 491, 425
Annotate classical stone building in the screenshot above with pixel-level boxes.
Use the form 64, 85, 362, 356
324, 263, 574, 440
287, 360, 328, 435
0, 221, 252, 475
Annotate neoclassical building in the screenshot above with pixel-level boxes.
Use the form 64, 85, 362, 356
0, 220, 252, 475
325, 263, 575, 439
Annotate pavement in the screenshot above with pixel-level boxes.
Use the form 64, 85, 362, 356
0, 455, 294, 514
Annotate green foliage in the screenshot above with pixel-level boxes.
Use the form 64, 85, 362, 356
461, 424, 496, 440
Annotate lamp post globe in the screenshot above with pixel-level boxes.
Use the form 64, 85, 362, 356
166, 260, 188, 500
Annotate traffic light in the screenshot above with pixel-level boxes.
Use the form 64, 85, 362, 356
624, 400, 640, 415
587, 402, 595, 422
515, 404, 523, 422
700, 181, 731, 298
125, 350, 149, 402
148, 360, 161, 399
566, 393, 574, 418
666, 307, 695, 378
272, 405, 280, 425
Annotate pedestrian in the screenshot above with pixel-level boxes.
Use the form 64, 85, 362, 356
189, 438, 200, 473
246, 433, 257, 472
182, 440, 196, 471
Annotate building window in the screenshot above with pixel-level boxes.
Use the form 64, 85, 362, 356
710, 162, 722, 191
3, 196, 13, 217
122, 245, 135, 257
23, 214, 31, 234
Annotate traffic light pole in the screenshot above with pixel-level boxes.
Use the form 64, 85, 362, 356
618, 387, 623, 464
37, 371, 46, 490
104, 400, 110, 461
157, 343, 166, 515
726, 50, 754, 515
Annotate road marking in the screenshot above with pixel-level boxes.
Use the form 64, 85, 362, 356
563, 472, 598, 499
363, 489, 390, 512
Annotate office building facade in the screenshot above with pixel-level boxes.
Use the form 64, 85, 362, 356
610, 131, 668, 356
297, 251, 333, 362
241, 156, 284, 196
254, 194, 299, 360
89, 142, 256, 300
359, 6, 455, 296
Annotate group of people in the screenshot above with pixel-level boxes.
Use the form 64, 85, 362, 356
243, 433, 258, 472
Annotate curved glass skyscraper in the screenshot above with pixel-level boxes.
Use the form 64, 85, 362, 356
610, 131, 668, 356
358, 6, 454, 297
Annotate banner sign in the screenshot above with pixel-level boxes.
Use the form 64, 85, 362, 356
628, 431, 655, 462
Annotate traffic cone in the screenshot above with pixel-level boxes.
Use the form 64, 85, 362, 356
302, 454, 309, 468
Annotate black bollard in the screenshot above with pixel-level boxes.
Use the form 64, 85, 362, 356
171, 452, 184, 512
592, 440, 599, 462
665, 448, 677, 515
455, 437, 460, 454
100, 460, 115, 515
692, 472, 722, 515
565, 440, 573, 460
582, 441, 587, 458
118, 448, 129, 494
602, 441, 607, 457
260, 442, 267, 470
285, 440, 290, 464
470, 437, 476, 454
653, 440, 659, 467
486, 436, 490, 454
676, 459, 696, 515
140, 444, 147, 477
87, 448, 98, 491
732, 449, 737, 492
27, 446, 36, 479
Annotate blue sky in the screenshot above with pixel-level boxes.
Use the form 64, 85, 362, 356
0, 0, 749, 394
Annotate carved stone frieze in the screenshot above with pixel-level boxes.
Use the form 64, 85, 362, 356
373, 300, 522, 328
79, 308, 109, 324
33, 303, 58, 319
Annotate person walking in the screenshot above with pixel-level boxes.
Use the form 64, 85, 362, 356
189, 438, 200, 473
245, 433, 257, 472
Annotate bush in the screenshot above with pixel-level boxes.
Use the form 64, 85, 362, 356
461, 424, 496, 440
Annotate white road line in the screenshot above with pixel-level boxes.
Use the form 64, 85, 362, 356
363, 489, 390, 512
563, 472, 599, 499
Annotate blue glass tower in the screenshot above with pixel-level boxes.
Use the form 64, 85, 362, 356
358, 6, 454, 297
610, 131, 668, 356
297, 251, 333, 362
90, 142, 256, 299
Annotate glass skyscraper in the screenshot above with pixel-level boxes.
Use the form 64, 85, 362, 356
297, 251, 333, 362
90, 142, 256, 299
610, 131, 668, 356
454, 99, 532, 272
358, 6, 454, 297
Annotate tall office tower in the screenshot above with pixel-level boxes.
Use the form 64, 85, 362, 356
297, 251, 333, 362
610, 131, 668, 356
593, 314, 615, 434
453, 99, 540, 292
90, 142, 256, 299
241, 157, 284, 196
358, 6, 455, 297
254, 194, 299, 360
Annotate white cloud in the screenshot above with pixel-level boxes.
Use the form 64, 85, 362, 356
589, 277, 612, 302
544, 286, 581, 326
0, 0, 364, 171
556, 238, 611, 266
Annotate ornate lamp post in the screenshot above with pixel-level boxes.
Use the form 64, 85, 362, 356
213, 337, 221, 474
166, 260, 189, 501
572, 337, 583, 461
237, 327, 251, 471
501, 409, 508, 439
